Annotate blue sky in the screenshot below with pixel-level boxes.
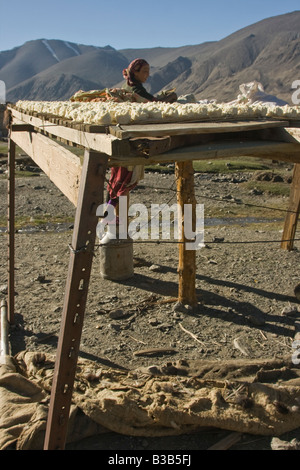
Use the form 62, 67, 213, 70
1, 0, 299, 51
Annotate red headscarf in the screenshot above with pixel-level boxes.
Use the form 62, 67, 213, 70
122, 58, 149, 87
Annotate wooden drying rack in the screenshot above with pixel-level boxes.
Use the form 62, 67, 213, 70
6, 105, 300, 450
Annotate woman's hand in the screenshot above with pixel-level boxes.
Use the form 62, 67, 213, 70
157, 90, 178, 103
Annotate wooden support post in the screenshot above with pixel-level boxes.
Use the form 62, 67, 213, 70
281, 163, 300, 251
7, 137, 15, 325
43, 150, 108, 450
175, 160, 197, 307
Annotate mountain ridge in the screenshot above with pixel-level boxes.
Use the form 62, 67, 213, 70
1, 11, 300, 103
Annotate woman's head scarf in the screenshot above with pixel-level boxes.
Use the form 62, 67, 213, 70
123, 58, 149, 86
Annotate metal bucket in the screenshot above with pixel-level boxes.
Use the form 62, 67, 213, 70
99, 238, 134, 281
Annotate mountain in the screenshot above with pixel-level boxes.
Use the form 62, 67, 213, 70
1, 11, 300, 103
6, 46, 129, 101
0, 40, 98, 89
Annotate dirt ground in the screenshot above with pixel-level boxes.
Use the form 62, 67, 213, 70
0, 153, 300, 450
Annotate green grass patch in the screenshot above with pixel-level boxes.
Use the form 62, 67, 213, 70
15, 170, 40, 178
0, 214, 74, 230
193, 158, 271, 173
0, 142, 8, 154
145, 164, 174, 174
146, 158, 274, 174
0, 170, 41, 179
242, 180, 291, 197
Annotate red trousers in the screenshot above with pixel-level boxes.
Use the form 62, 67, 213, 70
107, 167, 137, 199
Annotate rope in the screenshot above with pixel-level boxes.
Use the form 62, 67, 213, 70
97, 169, 300, 248
142, 184, 299, 215
95, 237, 300, 248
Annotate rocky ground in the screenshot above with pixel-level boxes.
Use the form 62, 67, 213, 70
0, 151, 300, 450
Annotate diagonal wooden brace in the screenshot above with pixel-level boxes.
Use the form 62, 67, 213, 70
281, 163, 300, 251
43, 150, 108, 450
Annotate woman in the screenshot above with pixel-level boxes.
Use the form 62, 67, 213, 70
123, 58, 177, 103
122, 58, 155, 102
105, 59, 176, 226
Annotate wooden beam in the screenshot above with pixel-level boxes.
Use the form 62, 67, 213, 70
109, 120, 288, 139
10, 108, 300, 166
281, 163, 300, 251
109, 140, 300, 166
280, 127, 300, 251
10, 108, 123, 156
129, 136, 171, 157
10, 130, 82, 206
43, 150, 108, 450
175, 160, 197, 307
283, 127, 300, 143
158, 140, 300, 164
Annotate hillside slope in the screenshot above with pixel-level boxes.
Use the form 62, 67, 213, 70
1, 11, 299, 103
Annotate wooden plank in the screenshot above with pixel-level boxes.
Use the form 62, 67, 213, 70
44, 150, 108, 450
280, 128, 300, 251
109, 139, 300, 166
162, 140, 300, 163
284, 127, 300, 143
269, 127, 300, 145
10, 108, 121, 156
10, 130, 82, 206
129, 136, 172, 157
10, 108, 300, 166
281, 163, 300, 251
128, 128, 300, 160
109, 120, 288, 139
